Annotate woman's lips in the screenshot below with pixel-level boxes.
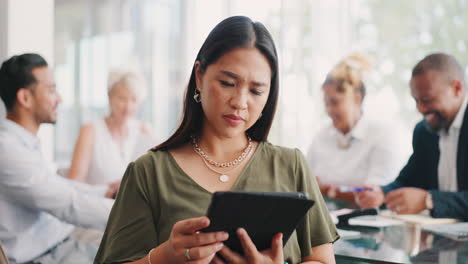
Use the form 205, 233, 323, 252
223, 115, 244, 126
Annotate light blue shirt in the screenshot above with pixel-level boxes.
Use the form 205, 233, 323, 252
0, 120, 113, 263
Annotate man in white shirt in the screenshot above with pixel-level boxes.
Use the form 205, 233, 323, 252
356, 53, 468, 221
0, 53, 116, 263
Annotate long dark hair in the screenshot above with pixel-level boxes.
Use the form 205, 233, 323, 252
154, 16, 279, 151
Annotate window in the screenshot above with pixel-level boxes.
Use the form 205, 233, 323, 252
55, 0, 468, 165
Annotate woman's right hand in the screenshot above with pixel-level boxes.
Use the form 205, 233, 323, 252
212, 228, 284, 264
166, 216, 228, 264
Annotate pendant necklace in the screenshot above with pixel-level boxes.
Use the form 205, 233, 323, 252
191, 136, 252, 183
198, 157, 242, 182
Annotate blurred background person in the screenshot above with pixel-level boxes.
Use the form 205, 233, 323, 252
0, 53, 114, 264
307, 54, 406, 206
67, 68, 154, 185
355, 53, 468, 221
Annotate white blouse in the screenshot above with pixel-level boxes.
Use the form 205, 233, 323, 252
306, 116, 407, 186
86, 119, 156, 184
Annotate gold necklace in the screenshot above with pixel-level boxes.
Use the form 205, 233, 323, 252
191, 136, 252, 168
191, 136, 253, 182
197, 155, 245, 182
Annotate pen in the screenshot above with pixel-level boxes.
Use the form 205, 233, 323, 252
338, 186, 375, 193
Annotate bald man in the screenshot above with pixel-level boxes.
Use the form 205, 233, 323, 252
356, 53, 468, 221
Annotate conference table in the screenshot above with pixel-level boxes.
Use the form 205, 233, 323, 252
333, 215, 468, 263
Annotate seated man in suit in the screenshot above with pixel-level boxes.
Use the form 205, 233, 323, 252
0, 53, 117, 264
356, 53, 468, 221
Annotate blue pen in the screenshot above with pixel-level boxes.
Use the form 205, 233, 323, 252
338, 186, 375, 192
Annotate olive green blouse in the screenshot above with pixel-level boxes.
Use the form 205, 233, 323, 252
94, 142, 339, 264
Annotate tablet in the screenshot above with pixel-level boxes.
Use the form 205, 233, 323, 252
201, 191, 315, 255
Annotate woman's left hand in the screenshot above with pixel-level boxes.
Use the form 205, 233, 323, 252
212, 228, 284, 264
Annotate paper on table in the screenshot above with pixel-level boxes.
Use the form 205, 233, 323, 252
330, 209, 404, 227
337, 228, 361, 239
349, 215, 405, 227
380, 210, 459, 225
330, 208, 458, 227
422, 222, 468, 241
330, 208, 353, 224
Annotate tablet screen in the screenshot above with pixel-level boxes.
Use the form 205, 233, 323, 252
201, 191, 315, 254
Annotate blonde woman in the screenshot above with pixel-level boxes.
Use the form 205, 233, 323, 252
307, 54, 403, 204
68, 69, 154, 185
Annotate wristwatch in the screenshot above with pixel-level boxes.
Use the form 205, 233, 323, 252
425, 191, 434, 210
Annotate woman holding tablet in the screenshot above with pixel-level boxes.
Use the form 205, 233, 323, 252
95, 16, 338, 264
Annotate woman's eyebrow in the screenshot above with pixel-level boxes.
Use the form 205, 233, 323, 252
220, 70, 239, 79
220, 70, 268, 87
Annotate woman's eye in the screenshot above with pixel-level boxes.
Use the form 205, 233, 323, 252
251, 89, 263, 96
219, 80, 235, 87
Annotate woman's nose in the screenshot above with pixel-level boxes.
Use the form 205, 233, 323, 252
231, 89, 248, 110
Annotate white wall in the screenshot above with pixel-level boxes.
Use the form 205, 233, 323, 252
0, 0, 55, 160
6, 0, 54, 61
0, 0, 7, 119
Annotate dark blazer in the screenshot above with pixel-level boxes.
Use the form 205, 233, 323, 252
382, 105, 468, 220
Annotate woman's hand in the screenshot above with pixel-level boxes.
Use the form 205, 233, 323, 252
166, 216, 228, 264
354, 185, 384, 209
316, 177, 336, 199
105, 180, 121, 199
213, 228, 284, 264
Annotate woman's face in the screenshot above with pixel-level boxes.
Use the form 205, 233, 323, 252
196, 47, 271, 139
108, 83, 139, 121
323, 83, 361, 133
